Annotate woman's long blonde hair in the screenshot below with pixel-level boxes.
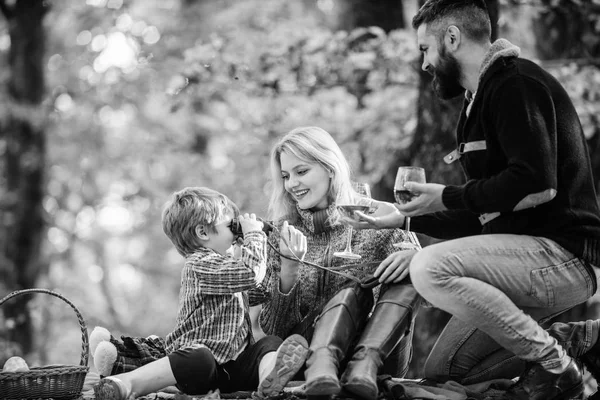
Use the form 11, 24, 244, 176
268, 126, 357, 222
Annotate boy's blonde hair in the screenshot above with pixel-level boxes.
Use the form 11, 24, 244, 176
162, 187, 239, 256
268, 126, 355, 222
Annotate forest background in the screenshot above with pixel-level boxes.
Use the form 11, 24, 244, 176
1, 0, 600, 384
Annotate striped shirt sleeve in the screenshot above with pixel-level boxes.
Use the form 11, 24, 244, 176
186, 231, 268, 295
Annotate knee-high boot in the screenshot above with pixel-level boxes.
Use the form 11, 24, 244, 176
341, 282, 420, 400
304, 285, 374, 396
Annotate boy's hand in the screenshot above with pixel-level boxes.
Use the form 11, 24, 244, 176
238, 213, 264, 234
279, 221, 307, 261
232, 243, 242, 259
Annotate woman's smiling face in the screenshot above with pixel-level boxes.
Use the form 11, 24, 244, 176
280, 150, 331, 211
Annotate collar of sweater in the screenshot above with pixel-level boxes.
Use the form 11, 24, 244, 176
295, 202, 338, 235
465, 38, 521, 102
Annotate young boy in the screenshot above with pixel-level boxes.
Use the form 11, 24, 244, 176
93, 187, 309, 399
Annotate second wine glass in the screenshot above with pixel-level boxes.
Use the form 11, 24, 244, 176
393, 166, 426, 235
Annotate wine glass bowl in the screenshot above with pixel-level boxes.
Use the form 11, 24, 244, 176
394, 166, 426, 204
334, 182, 372, 260
393, 166, 426, 243
394, 190, 419, 204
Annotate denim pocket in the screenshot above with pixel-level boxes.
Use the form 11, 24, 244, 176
529, 258, 594, 307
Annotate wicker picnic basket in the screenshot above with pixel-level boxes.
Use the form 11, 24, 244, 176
0, 288, 89, 400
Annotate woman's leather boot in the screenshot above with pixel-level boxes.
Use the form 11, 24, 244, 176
304, 285, 373, 396
341, 282, 420, 400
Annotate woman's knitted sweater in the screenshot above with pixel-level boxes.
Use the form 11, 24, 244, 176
259, 203, 419, 339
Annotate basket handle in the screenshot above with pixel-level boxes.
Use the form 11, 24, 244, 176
0, 288, 89, 367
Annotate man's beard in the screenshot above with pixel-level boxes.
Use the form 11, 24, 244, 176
431, 45, 464, 100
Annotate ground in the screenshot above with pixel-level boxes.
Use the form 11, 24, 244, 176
79, 370, 519, 400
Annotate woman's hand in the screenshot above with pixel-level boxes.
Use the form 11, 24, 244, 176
343, 200, 405, 230
279, 221, 307, 261
374, 250, 417, 284
278, 221, 307, 293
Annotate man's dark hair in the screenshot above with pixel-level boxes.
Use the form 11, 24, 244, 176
412, 0, 491, 43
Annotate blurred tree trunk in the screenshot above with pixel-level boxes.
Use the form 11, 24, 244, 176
335, 0, 405, 32
0, 0, 49, 355
329, 1, 407, 109
532, 0, 600, 61
334, 0, 406, 201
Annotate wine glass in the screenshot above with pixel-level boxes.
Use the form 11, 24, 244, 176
394, 166, 426, 235
334, 182, 372, 260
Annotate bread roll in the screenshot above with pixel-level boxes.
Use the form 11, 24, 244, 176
2, 356, 29, 372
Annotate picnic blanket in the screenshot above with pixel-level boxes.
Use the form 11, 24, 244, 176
81, 372, 517, 400
82, 369, 600, 399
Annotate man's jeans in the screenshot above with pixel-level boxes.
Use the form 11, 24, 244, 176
409, 234, 599, 384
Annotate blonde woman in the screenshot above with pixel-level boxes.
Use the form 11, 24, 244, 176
259, 126, 421, 400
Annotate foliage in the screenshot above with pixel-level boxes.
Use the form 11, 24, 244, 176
551, 64, 600, 140
534, 0, 600, 59
0, 0, 422, 368
172, 18, 420, 191
1, 0, 600, 378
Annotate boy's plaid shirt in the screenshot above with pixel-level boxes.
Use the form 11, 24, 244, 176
165, 231, 269, 364
109, 335, 167, 375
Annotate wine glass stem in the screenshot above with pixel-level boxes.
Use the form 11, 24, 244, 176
345, 227, 353, 252
405, 217, 411, 232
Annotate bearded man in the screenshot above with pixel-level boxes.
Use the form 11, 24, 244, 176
345, 1, 600, 399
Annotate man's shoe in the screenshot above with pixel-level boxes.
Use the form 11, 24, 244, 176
503, 359, 583, 400
580, 341, 600, 382
590, 391, 600, 400
546, 319, 600, 383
